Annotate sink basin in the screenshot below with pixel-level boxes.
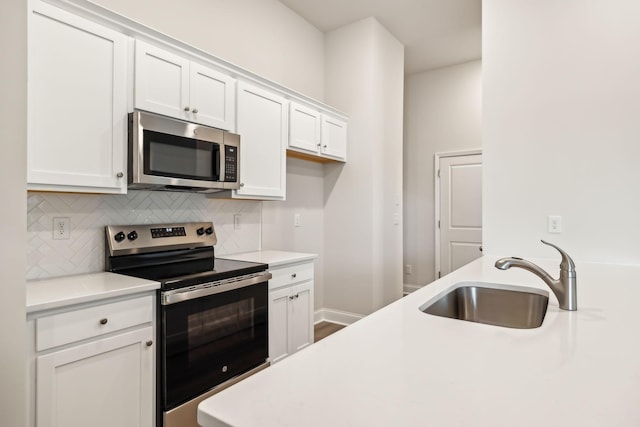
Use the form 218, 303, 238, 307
420, 282, 549, 329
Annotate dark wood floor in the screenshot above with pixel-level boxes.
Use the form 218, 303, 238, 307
314, 321, 345, 342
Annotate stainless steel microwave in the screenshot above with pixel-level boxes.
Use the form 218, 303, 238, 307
128, 111, 240, 193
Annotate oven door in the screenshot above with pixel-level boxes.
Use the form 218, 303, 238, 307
160, 277, 268, 410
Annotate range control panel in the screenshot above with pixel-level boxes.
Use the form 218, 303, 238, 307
151, 227, 187, 238
106, 222, 217, 256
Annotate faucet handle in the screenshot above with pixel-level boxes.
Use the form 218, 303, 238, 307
540, 240, 576, 272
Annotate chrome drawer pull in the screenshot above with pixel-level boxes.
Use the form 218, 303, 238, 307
99, 318, 108, 325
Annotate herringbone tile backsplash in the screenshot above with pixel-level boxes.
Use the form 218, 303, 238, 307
27, 191, 262, 280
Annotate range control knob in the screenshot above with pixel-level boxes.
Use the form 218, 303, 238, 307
196, 227, 205, 236
127, 231, 138, 241
205, 227, 214, 235
114, 231, 125, 242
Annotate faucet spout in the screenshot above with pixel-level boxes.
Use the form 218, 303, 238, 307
495, 240, 577, 311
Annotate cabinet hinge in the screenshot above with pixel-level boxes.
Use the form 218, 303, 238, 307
438, 220, 440, 229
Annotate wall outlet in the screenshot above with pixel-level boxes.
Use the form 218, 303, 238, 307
405, 264, 412, 275
548, 215, 562, 233
294, 213, 301, 227
53, 217, 70, 240
233, 214, 241, 230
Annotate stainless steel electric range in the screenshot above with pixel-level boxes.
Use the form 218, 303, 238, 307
105, 222, 270, 427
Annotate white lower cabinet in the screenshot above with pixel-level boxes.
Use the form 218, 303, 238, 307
36, 327, 154, 427
268, 261, 314, 364
29, 294, 155, 427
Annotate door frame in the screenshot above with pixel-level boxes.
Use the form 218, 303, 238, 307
434, 149, 482, 281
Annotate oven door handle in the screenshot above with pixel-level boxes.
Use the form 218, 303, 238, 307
161, 271, 272, 305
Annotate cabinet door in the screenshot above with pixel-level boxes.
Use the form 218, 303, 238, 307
269, 287, 292, 364
321, 116, 348, 161
290, 281, 314, 353
28, 4, 128, 193
36, 327, 154, 427
189, 62, 236, 131
134, 40, 190, 120
236, 82, 288, 200
289, 102, 321, 154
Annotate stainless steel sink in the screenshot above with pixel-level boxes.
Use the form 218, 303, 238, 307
420, 282, 549, 329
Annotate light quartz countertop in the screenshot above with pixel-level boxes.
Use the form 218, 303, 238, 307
199, 256, 640, 427
26, 272, 160, 314
220, 250, 317, 267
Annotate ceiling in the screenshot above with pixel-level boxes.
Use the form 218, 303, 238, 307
278, 0, 482, 74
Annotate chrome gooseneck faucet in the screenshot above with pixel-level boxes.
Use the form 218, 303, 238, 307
495, 240, 577, 311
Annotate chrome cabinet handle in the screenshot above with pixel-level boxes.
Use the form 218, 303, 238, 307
99, 318, 108, 325
146, 340, 153, 347
184, 106, 190, 112
192, 108, 199, 114
116, 172, 124, 178
291, 273, 297, 279
240, 183, 245, 188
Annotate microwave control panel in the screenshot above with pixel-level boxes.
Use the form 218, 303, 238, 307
224, 146, 238, 182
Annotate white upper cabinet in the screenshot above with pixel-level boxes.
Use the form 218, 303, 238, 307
134, 40, 236, 131
289, 102, 321, 153
321, 115, 348, 161
234, 81, 288, 200
27, 3, 128, 193
288, 101, 347, 162
27, 3, 347, 198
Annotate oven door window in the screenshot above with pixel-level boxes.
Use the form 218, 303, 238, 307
162, 282, 267, 409
143, 129, 220, 181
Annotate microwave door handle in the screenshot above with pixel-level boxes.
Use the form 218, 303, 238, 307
217, 144, 223, 181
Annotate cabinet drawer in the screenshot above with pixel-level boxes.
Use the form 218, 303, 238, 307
36, 295, 153, 351
269, 263, 314, 290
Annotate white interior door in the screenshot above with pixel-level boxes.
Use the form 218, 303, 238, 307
437, 153, 483, 277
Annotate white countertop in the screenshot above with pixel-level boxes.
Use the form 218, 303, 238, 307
220, 250, 317, 267
199, 256, 640, 426
27, 272, 160, 314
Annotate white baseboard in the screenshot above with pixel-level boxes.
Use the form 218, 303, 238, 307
314, 308, 364, 326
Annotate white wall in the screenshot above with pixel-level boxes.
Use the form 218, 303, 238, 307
93, 0, 325, 100
262, 157, 325, 310
483, 0, 640, 263
0, 0, 27, 424
404, 61, 482, 286
323, 18, 404, 316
